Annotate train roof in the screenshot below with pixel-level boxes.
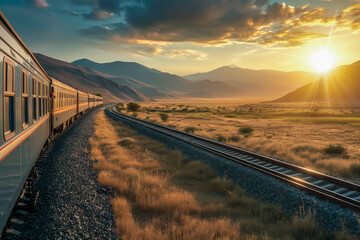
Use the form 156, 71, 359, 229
77, 89, 88, 95
0, 10, 51, 82
51, 77, 78, 92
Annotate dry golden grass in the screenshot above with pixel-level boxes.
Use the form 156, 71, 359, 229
123, 101, 360, 181
89, 111, 356, 240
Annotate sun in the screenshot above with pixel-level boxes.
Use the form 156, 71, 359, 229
309, 49, 337, 73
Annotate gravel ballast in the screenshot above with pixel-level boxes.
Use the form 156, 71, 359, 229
107, 112, 360, 236
4, 108, 117, 239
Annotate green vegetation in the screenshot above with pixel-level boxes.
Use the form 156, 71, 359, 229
94, 93, 102, 97
185, 126, 198, 133
217, 135, 227, 142
324, 144, 347, 154
239, 127, 254, 134
228, 135, 240, 142
127, 102, 141, 112
159, 113, 169, 122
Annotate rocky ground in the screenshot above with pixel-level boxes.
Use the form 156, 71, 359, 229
3, 107, 117, 240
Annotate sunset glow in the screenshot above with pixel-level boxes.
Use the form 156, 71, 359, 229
310, 49, 337, 73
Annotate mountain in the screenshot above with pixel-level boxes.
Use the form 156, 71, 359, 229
34, 54, 151, 102
79, 65, 175, 99
184, 66, 315, 98
72, 58, 192, 92
275, 61, 360, 102
72, 59, 243, 98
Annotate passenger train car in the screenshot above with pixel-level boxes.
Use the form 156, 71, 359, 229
0, 11, 103, 234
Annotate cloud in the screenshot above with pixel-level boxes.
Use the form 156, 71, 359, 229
69, 0, 119, 20
27, 0, 49, 8
163, 49, 207, 60
94, 42, 163, 57
59, 8, 80, 16
77, 0, 360, 48
83, 10, 114, 20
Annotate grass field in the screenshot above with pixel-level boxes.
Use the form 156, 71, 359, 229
119, 100, 360, 182
89, 111, 357, 240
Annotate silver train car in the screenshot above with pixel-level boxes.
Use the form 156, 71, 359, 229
0, 11, 103, 234
51, 78, 77, 132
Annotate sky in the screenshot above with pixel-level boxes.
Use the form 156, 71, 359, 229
0, 0, 360, 75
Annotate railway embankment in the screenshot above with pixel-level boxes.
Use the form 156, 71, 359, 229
106, 107, 360, 237
2, 107, 116, 239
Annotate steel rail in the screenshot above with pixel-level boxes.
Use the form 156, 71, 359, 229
106, 106, 360, 212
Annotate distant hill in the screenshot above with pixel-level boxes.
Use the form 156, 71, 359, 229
72, 59, 243, 98
276, 61, 360, 102
72, 58, 193, 92
34, 54, 151, 102
184, 66, 315, 98
79, 65, 175, 99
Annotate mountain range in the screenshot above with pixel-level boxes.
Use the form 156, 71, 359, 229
185, 66, 315, 98
72, 59, 243, 98
35, 54, 150, 102
275, 61, 360, 102
35, 53, 360, 103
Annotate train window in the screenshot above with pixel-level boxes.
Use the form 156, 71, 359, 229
38, 81, 42, 118
42, 83, 45, 115
32, 77, 37, 122
45, 86, 48, 114
56, 91, 59, 109
21, 70, 29, 128
4, 59, 15, 139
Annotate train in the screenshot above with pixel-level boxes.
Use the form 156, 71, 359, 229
0, 11, 103, 233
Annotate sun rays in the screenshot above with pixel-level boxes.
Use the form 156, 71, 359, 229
310, 49, 337, 73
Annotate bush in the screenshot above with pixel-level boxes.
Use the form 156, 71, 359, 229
127, 102, 141, 112
217, 135, 227, 142
133, 112, 138, 117
159, 113, 169, 122
229, 135, 240, 142
145, 116, 150, 120
239, 127, 254, 134
185, 127, 197, 134
324, 144, 346, 154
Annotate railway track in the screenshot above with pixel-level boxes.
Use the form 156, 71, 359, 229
106, 106, 360, 212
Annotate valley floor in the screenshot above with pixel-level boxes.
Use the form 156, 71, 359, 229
89, 110, 357, 240
121, 99, 360, 182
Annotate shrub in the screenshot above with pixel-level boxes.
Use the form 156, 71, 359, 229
133, 112, 138, 117
324, 144, 346, 154
127, 102, 141, 112
239, 127, 254, 134
145, 116, 150, 120
229, 135, 240, 142
168, 124, 177, 128
185, 127, 197, 133
159, 113, 169, 122
217, 135, 227, 142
